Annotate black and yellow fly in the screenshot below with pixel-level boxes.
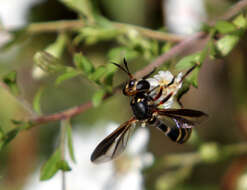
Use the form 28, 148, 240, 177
91, 59, 208, 164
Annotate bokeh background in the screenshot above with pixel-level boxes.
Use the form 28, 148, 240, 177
0, 0, 247, 190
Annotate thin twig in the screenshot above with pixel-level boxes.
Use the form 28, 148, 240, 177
25, 20, 184, 42
112, 22, 184, 42
26, 20, 85, 33
220, 0, 247, 21
60, 120, 67, 190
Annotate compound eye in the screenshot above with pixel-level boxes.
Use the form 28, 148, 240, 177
136, 80, 150, 91
129, 80, 136, 88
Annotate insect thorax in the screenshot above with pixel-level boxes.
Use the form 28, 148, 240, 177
130, 94, 153, 120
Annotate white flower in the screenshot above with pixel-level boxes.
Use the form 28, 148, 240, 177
24, 122, 153, 190
146, 70, 183, 108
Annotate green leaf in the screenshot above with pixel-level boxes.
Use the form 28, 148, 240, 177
55, 69, 81, 85
233, 14, 247, 29
59, 0, 94, 23
45, 33, 68, 58
34, 51, 65, 73
107, 47, 139, 62
216, 35, 239, 56
175, 52, 202, 71
74, 53, 94, 75
56, 160, 71, 171
66, 120, 76, 163
208, 41, 221, 59
215, 21, 237, 34
40, 148, 61, 181
103, 63, 118, 87
186, 67, 199, 88
0, 128, 20, 150
0, 126, 4, 140
89, 66, 106, 83
3, 71, 19, 95
75, 27, 122, 45
92, 89, 106, 107
161, 42, 172, 54
33, 87, 44, 114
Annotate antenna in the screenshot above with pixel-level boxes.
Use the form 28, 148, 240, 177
112, 58, 133, 78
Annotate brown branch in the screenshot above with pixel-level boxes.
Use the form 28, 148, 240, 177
134, 32, 208, 79
26, 0, 247, 128
220, 0, 247, 21
112, 22, 184, 42
26, 20, 85, 33
25, 20, 184, 42
30, 101, 93, 126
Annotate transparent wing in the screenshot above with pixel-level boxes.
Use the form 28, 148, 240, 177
91, 118, 136, 164
157, 108, 208, 128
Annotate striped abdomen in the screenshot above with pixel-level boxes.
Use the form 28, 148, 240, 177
149, 117, 192, 144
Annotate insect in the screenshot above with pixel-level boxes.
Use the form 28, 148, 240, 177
91, 59, 208, 164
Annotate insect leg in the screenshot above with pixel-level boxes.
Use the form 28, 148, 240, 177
153, 86, 163, 101
156, 92, 173, 106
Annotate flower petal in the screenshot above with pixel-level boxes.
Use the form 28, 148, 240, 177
175, 72, 183, 83
158, 71, 174, 83
146, 78, 159, 88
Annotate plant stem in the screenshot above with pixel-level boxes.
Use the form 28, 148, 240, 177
25, 20, 184, 42
26, 20, 85, 33
112, 22, 184, 42
60, 120, 67, 190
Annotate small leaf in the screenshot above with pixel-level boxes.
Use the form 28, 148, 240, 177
107, 47, 139, 61
74, 53, 94, 75
76, 27, 122, 45
56, 160, 71, 171
208, 41, 222, 59
0, 126, 5, 140
216, 35, 239, 56
34, 51, 65, 73
55, 69, 81, 85
215, 21, 237, 34
66, 120, 76, 163
4, 128, 20, 143
59, 0, 94, 23
11, 119, 25, 125
33, 87, 44, 114
103, 63, 118, 87
40, 148, 61, 181
92, 89, 106, 107
3, 71, 19, 95
89, 66, 106, 83
186, 67, 199, 88
0, 128, 20, 150
175, 52, 202, 71
233, 14, 247, 29
161, 42, 172, 54
45, 33, 68, 58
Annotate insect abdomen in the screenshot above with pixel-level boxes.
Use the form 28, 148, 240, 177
152, 118, 192, 144
166, 127, 192, 144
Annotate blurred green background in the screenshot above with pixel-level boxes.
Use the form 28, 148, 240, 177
0, 0, 247, 190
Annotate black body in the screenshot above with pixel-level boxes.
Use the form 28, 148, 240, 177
130, 93, 153, 120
